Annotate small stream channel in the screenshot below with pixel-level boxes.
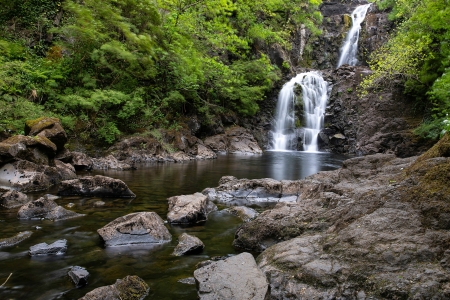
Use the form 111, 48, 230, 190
0, 151, 348, 299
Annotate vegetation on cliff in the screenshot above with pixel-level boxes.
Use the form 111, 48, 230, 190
0, 0, 322, 145
362, 0, 450, 139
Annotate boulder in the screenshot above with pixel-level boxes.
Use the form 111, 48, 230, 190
202, 177, 299, 206
97, 212, 171, 247
17, 194, 84, 221
1, 135, 56, 164
29, 239, 67, 256
70, 151, 93, 170
0, 160, 76, 192
204, 126, 263, 154
172, 233, 204, 256
0, 190, 28, 209
68, 266, 89, 287
167, 192, 217, 224
79, 275, 149, 300
223, 206, 259, 222
58, 175, 136, 198
25, 117, 68, 152
194, 252, 269, 300
0, 231, 32, 248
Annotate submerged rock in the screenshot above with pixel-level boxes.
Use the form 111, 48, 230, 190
68, 266, 89, 287
79, 275, 149, 300
17, 194, 84, 221
0, 190, 28, 209
167, 193, 217, 224
0, 231, 32, 248
172, 233, 204, 256
223, 206, 259, 222
194, 252, 269, 300
178, 277, 196, 285
97, 212, 171, 247
58, 175, 136, 198
29, 239, 67, 256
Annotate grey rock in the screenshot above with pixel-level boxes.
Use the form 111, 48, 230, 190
97, 212, 171, 247
17, 194, 84, 221
167, 192, 217, 224
172, 233, 204, 256
223, 206, 259, 222
58, 175, 136, 198
204, 126, 263, 155
194, 252, 269, 300
91, 155, 134, 170
24, 117, 68, 152
178, 277, 196, 285
68, 266, 89, 287
29, 239, 67, 256
79, 275, 149, 300
0, 231, 32, 248
0, 190, 28, 209
70, 151, 93, 170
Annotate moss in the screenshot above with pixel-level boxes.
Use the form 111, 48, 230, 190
116, 275, 149, 300
24, 117, 60, 135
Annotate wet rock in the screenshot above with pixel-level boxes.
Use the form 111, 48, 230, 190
167, 193, 217, 224
0, 135, 56, 164
172, 233, 204, 256
204, 126, 263, 154
97, 212, 171, 247
0, 231, 32, 248
223, 206, 259, 222
55, 160, 77, 181
194, 252, 269, 300
203, 177, 299, 206
24, 117, 68, 152
92, 155, 134, 170
79, 275, 149, 300
68, 266, 89, 287
58, 175, 136, 198
0, 190, 28, 209
17, 194, 84, 221
178, 277, 196, 285
29, 239, 67, 256
70, 151, 93, 170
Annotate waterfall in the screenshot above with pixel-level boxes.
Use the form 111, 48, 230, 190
337, 3, 371, 67
271, 71, 328, 152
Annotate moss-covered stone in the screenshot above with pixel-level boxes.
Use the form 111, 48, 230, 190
24, 117, 60, 135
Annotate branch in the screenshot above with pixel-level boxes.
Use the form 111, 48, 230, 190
0, 273, 12, 288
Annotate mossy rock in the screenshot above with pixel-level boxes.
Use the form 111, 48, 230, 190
116, 275, 150, 300
25, 117, 61, 135
406, 133, 450, 173
24, 117, 67, 151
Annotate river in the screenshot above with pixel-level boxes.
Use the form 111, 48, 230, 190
0, 151, 348, 299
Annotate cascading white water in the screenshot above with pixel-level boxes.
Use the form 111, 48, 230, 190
337, 3, 371, 67
271, 71, 328, 152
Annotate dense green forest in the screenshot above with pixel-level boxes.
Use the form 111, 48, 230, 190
0, 0, 321, 144
366, 0, 450, 139
0, 0, 448, 146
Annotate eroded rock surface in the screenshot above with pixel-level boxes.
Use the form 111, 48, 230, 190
0, 190, 28, 208
194, 252, 269, 300
204, 126, 263, 154
172, 233, 204, 256
58, 175, 136, 198
97, 212, 171, 247
233, 136, 450, 299
167, 192, 217, 224
79, 275, 149, 300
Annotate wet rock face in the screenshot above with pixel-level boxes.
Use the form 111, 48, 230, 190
0, 231, 32, 248
79, 275, 149, 300
29, 239, 67, 256
231, 147, 450, 298
204, 126, 263, 154
0, 190, 28, 209
172, 233, 204, 256
97, 212, 172, 247
58, 175, 136, 198
167, 193, 218, 224
194, 252, 269, 300
17, 194, 84, 221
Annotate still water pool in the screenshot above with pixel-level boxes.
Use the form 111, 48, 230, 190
0, 151, 348, 299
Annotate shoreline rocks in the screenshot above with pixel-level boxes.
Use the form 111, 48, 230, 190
97, 212, 171, 247
79, 275, 149, 300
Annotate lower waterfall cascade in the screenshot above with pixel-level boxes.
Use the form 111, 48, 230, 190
271, 71, 329, 152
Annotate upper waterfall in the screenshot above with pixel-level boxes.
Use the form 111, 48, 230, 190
271, 71, 328, 152
337, 3, 371, 67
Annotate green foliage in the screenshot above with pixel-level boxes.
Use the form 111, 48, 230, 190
362, 0, 450, 139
